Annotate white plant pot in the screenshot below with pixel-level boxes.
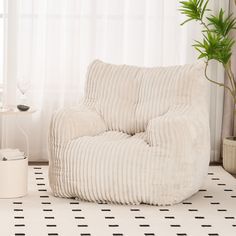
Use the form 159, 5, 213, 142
0, 157, 28, 198
223, 137, 236, 174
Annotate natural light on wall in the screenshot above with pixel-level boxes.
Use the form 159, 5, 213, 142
0, 0, 4, 108
0, 0, 229, 162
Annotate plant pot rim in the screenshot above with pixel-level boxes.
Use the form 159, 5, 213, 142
223, 136, 236, 146
224, 136, 236, 140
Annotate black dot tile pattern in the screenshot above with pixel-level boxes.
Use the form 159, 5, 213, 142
130, 208, 140, 211
101, 209, 111, 212
0, 166, 235, 236
135, 216, 145, 219
159, 208, 169, 212
195, 216, 205, 219
165, 216, 175, 219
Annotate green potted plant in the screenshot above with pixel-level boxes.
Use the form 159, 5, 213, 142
179, 0, 236, 173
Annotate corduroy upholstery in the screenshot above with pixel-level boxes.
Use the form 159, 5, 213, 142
49, 60, 210, 205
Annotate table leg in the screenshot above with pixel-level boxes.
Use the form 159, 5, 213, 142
16, 118, 29, 158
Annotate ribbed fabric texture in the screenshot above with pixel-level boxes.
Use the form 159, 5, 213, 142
49, 60, 210, 205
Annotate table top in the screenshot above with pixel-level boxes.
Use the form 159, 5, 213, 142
0, 107, 36, 115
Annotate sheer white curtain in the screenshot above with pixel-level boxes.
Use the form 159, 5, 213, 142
208, 1, 229, 162
0, 0, 227, 161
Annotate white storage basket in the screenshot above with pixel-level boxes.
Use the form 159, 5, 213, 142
0, 157, 28, 198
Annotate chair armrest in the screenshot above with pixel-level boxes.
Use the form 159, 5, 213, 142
146, 105, 209, 148
49, 105, 107, 144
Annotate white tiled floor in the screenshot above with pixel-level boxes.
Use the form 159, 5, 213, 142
0, 166, 236, 236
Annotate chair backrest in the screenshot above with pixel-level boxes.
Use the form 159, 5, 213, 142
84, 60, 208, 134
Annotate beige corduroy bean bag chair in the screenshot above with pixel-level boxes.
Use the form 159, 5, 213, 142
48, 60, 210, 205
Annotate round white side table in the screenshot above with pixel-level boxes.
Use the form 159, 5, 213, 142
0, 107, 36, 198
0, 107, 36, 157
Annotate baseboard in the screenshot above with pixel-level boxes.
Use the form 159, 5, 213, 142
210, 161, 222, 166
28, 161, 221, 166
28, 161, 49, 166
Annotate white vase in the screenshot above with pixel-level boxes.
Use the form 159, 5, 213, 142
223, 137, 236, 174
0, 157, 28, 198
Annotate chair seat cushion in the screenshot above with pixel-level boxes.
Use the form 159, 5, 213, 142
50, 131, 200, 205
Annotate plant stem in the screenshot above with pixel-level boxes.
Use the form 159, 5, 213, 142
225, 61, 236, 108
200, 20, 210, 31
228, 62, 236, 91
225, 64, 236, 93
204, 61, 236, 103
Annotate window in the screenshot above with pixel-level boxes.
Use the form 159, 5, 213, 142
0, 0, 5, 107
0, 0, 4, 85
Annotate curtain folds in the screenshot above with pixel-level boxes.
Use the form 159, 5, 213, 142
0, 0, 228, 162
222, 0, 236, 148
